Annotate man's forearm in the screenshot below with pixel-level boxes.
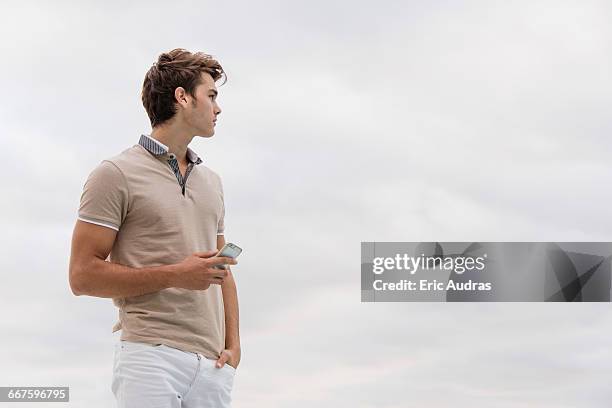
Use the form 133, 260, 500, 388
221, 268, 240, 349
72, 258, 180, 298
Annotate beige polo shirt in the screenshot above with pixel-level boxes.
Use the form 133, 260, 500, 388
77, 134, 226, 359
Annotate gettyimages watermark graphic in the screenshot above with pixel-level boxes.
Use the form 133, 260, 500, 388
361, 242, 612, 302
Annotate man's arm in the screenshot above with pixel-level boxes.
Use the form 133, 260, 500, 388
218, 235, 241, 367
69, 220, 232, 298
69, 220, 180, 298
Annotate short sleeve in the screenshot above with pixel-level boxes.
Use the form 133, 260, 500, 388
77, 160, 129, 231
217, 177, 225, 235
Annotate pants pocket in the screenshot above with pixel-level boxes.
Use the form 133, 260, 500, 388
111, 344, 122, 396
222, 363, 236, 375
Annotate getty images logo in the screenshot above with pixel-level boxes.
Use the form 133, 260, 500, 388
372, 253, 487, 275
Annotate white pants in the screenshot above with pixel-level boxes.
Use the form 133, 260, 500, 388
112, 340, 235, 407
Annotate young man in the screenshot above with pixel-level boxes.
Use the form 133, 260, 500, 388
69, 48, 240, 407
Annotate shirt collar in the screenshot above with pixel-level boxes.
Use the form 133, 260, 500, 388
138, 134, 203, 165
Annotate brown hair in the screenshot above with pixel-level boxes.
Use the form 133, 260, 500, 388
142, 48, 226, 127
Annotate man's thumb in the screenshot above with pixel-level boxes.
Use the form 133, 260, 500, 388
216, 352, 228, 368
194, 250, 218, 258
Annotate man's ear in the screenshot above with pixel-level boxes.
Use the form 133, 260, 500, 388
174, 87, 189, 108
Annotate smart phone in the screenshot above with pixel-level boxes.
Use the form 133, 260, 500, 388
214, 242, 242, 269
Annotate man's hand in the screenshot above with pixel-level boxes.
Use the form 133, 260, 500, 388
171, 251, 238, 290
216, 347, 241, 369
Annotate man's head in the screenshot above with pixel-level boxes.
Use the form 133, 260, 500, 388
142, 48, 225, 137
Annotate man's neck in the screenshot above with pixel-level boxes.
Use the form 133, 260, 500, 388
150, 123, 194, 165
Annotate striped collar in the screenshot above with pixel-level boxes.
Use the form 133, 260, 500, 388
139, 134, 203, 165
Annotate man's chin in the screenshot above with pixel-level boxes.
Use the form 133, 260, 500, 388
195, 131, 214, 138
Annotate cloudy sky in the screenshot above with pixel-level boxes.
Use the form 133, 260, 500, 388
1, 0, 611, 406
